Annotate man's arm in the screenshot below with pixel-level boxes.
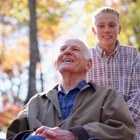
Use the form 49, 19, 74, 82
82, 88, 136, 140
6, 117, 31, 140
6, 95, 42, 140
34, 126, 78, 140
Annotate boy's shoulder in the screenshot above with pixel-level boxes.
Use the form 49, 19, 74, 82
119, 45, 139, 57
119, 44, 138, 52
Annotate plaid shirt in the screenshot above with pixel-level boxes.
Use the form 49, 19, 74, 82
86, 41, 140, 139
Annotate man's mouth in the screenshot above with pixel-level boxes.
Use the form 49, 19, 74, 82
62, 59, 74, 62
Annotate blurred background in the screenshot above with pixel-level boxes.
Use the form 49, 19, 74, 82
0, 0, 140, 138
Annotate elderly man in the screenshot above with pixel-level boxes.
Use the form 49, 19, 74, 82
7, 39, 136, 140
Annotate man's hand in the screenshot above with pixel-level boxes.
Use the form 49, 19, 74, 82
35, 126, 78, 140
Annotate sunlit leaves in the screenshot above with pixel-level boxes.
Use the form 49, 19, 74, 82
84, 0, 105, 13
0, 0, 68, 79
0, 0, 29, 25
36, 0, 67, 40
0, 102, 22, 131
0, 39, 29, 77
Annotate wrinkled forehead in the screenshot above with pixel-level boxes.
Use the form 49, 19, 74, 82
61, 39, 87, 49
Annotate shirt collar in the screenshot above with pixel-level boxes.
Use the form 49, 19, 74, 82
58, 80, 87, 94
95, 40, 120, 58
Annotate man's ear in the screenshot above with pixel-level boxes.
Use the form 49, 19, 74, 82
85, 59, 92, 71
54, 60, 58, 70
92, 26, 96, 35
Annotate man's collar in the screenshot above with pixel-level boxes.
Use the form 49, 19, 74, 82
40, 80, 96, 97
58, 80, 87, 94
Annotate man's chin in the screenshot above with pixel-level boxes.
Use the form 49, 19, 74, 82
59, 68, 74, 73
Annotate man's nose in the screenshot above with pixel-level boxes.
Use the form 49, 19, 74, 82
63, 48, 72, 54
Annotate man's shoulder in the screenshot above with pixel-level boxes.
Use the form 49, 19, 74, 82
29, 86, 58, 101
88, 81, 118, 96
95, 85, 116, 94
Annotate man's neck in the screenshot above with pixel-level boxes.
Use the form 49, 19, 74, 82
61, 74, 85, 93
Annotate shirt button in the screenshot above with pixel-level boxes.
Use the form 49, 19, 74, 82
58, 115, 62, 119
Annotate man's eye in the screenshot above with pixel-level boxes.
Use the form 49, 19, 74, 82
60, 48, 66, 52
73, 48, 79, 51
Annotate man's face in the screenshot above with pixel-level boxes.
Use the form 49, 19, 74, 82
56, 40, 90, 75
92, 13, 121, 47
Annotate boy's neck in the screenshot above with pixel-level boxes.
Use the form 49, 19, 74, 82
99, 42, 117, 56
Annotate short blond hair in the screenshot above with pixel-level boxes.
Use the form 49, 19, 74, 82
92, 7, 120, 24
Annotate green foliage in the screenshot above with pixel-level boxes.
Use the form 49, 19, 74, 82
119, 1, 140, 50
36, 0, 67, 40
0, 0, 29, 25
84, 0, 106, 13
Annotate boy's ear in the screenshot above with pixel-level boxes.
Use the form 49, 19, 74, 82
118, 25, 121, 34
92, 27, 96, 35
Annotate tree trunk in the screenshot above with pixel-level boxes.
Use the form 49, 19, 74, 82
25, 0, 40, 104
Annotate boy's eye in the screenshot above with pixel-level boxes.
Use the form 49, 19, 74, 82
109, 24, 116, 27
98, 25, 104, 28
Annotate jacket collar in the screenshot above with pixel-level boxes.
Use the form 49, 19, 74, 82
40, 80, 96, 97
39, 81, 96, 118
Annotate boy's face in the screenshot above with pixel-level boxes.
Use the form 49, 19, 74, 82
92, 12, 121, 47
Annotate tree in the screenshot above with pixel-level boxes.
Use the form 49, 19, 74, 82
25, 0, 39, 104
0, 0, 67, 104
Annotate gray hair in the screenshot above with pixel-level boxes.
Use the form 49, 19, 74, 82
83, 45, 92, 61
63, 39, 92, 61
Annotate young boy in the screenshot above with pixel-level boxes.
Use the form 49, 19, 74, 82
86, 7, 140, 139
